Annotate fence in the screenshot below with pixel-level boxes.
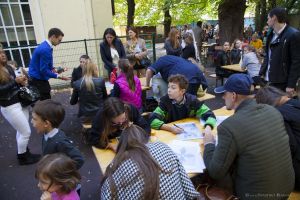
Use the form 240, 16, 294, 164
3, 33, 157, 88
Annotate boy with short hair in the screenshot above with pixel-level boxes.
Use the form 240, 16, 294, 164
32, 99, 84, 169
150, 74, 216, 134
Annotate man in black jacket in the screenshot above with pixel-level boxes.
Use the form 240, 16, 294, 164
260, 7, 300, 96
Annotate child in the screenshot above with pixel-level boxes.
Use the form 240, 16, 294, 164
36, 153, 81, 200
150, 74, 216, 134
241, 45, 265, 87
32, 99, 84, 169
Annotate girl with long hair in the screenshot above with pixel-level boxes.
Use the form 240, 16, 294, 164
70, 61, 107, 123
111, 59, 142, 110
88, 97, 150, 151
100, 125, 199, 199
0, 50, 40, 165
165, 28, 182, 56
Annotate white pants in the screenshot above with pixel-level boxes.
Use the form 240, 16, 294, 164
1, 103, 31, 154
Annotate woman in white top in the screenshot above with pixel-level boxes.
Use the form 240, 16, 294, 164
100, 28, 126, 78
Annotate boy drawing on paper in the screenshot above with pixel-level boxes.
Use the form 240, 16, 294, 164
150, 74, 216, 134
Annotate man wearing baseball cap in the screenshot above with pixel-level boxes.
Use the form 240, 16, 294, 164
203, 74, 294, 199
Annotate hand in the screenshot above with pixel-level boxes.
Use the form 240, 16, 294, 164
15, 75, 27, 86
171, 126, 184, 134
286, 87, 295, 97
40, 191, 52, 200
203, 125, 212, 136
203, 130, 215, 146
57, 74, 70, 81
108, 143, 118, 152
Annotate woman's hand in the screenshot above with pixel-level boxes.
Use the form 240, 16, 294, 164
107, 143, 118, 152
15, 75, 27, 86
40, 191, 52, 200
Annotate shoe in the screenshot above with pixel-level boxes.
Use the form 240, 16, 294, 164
17, 149, 41, 165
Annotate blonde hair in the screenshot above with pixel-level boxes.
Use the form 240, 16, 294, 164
0, 50, 10, 83
82, 60, 98, 92
168, 28, 180, 49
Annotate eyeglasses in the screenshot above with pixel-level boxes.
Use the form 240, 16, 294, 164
111, 119, 128, 127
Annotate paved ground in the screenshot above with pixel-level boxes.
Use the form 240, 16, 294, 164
0, 47, 225, 200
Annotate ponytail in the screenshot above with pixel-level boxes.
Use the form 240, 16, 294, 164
118, 59, 135, 91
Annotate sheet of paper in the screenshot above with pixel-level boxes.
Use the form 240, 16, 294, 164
168, 140, 206, 173
175, 122, 203, 140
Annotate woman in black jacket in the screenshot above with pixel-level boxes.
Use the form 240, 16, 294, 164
256, 86, 300, 190
100, 28, 126, 78
0, 50, 40, 165
87, 97, 150, 151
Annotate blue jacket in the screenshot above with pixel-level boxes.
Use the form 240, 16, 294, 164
29, 41, 58, 80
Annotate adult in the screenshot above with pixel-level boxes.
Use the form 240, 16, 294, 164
125, 26, 148, 77
164, 28, 182, 57
100, 125, 199, 199
260, 7, 300, 95
0, 50, 40, 165
70, 61, 107, 124
100, 28, 126, 78
193, 21, 204, 58
250, 33, 263, 51
111, 59, 142, 110
203, 73, 294, 199
29, 28, 68, 100
87, 97, 150, 151
71, 55, 90, 87
146, 55, 207, 96
256, 86, 300, 190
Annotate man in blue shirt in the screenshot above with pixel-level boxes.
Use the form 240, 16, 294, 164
146, 55, 207, 95
29, 28, 68, 100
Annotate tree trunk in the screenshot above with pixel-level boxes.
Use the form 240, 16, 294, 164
255, 2, 261, 32
259, 0, 267, 31
218, 0, 246, 44
127, 0, 135, 27
268, 0, 276, 10
163, 1, 171, 38
111, 0, 115, 16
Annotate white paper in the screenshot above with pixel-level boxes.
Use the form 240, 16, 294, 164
200, 115, 229, 127
175, 122, 203, 140
168, 140, 206, 173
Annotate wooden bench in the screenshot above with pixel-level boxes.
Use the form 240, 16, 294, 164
289, 191, 300, 200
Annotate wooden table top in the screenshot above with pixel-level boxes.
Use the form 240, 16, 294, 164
92, 107, 234, 174
221, 64, 246, 73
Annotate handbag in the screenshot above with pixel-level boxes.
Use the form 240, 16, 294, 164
18, 85, 40, 107
197, 184, 239, 200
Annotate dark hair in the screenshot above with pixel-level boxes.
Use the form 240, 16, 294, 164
118, 59, 136, 91
80, 55, 90, 60
168, 74, 189, 90
168, 28, 180, 49
102, 125, 160, 200
33, 99, 65, 128
255, 86, 287, 106
103, 28, 117, 44
127, 26, 139, 38
48, 28, 64, 38
269, 7, 288, 23
35, 153, 81, 194
297, 78, 300, 94
196, 21, 203, 27
100, 97, 129, 147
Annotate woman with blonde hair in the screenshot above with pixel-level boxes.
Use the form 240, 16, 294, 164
165, 28, 182, 57
70, 60, 107, 123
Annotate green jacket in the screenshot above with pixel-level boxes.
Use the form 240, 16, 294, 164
204, 99, 294, 199
150, 93, 216, 129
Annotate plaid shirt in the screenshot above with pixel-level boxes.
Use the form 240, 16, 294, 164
101, 142, 199, 199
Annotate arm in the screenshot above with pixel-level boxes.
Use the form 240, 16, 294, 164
110, 83, 121, 97
203, 125, 237, 179
100, 43, 115, 71
0, 79, 18, 93
101, 79, 108, 99
57, 140, 84, 169
39, 49, 58, 79
165, 40, 182, 56
138, 38, 148, 58
194, 100, 216, 129
69, 87, 79, 105
287, 31, 300, 89
146, 68, 154, 87
118, 39, 126, 58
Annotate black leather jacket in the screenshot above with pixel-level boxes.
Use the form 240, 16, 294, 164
70, 77, 108, 117
260, 25, 300, 88
0, 65, 19, 107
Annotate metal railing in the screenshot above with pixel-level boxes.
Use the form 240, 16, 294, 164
3, 33, 157, 88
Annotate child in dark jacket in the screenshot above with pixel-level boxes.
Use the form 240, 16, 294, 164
32, 99, 84, 169
150, 74, 216, 134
